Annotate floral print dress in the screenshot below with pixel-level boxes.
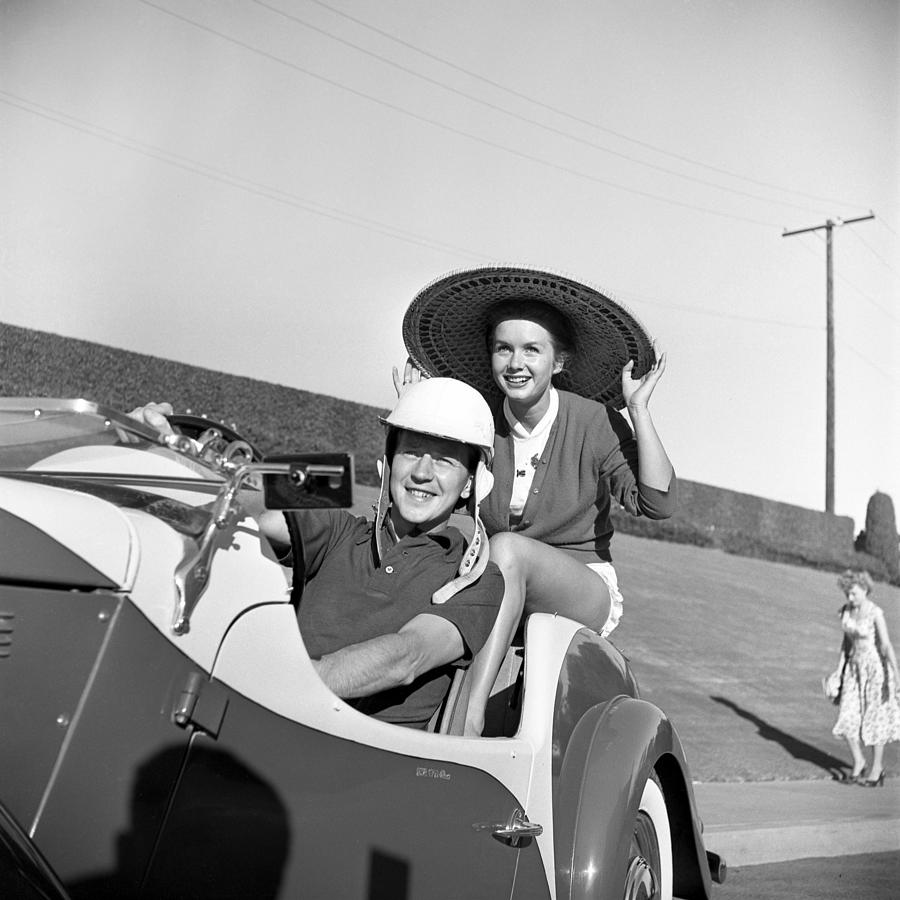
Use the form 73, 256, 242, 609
832, 602, 900, 746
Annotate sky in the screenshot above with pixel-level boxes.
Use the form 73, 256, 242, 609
1, 0, 898, 532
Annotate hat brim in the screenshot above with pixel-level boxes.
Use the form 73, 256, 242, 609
402, 266, 654, 408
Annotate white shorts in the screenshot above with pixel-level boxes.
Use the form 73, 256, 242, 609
586, 561, 624, 638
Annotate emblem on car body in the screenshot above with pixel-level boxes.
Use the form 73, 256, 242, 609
416, 767, 451, 780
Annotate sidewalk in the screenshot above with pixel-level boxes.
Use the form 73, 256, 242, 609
693, 777, 900, 867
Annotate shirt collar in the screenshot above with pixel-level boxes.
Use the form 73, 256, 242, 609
373, 513, 462, 555
503, 387, 559, 439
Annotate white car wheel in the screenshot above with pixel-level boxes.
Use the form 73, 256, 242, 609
623, 777, 673, 900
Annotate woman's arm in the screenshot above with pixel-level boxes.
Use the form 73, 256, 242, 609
874, 609, 900, 676
622, 351, 674, 491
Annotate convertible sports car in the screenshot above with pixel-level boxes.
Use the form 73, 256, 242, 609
0, 397, 725, 899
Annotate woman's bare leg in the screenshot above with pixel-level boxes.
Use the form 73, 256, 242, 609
463, 533, 610, 736
869, 743, 885, 780
515, 541, 614, 629
845, 735, 866, 777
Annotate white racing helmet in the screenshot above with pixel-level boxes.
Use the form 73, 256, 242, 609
375, 378, 495, 604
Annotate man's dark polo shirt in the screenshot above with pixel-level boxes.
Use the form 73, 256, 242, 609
282, 509, 503, 728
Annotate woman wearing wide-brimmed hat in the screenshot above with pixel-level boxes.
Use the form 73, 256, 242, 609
398, 266, 676, 735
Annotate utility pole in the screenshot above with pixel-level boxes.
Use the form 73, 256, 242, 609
782, 212, 874, 513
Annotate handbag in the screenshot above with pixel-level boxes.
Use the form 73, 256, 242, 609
822, 655, 847, 704
822, 670, 842, 703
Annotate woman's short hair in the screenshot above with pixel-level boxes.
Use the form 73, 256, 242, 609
837, 568, 874, 596
485, 299, 576, 367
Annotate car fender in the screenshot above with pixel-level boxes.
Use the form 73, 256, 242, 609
554, 696, 711, 900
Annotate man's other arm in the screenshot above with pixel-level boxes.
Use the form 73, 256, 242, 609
313, 614, 464, 699
257, 509, 291, 555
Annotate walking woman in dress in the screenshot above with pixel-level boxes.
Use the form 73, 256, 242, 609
831, 569, 900, 785
398, 266, 675, 734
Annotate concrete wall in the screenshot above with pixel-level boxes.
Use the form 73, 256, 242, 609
1, 321, 855, 558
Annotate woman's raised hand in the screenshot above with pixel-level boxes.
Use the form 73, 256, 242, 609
621, 348, 667, 411
391, 358, 425, 397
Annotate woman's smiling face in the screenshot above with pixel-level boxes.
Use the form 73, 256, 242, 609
490, 318, 564, 412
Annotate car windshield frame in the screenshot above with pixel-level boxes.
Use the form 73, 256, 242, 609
0, 398, 226, 538
0, 397, 220, 476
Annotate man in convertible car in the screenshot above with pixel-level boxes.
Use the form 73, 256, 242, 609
131, 378, 503, 729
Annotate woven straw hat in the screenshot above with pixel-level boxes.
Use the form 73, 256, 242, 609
402, 266, 654, 408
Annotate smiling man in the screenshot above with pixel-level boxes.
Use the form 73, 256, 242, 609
258, 378, 504, 729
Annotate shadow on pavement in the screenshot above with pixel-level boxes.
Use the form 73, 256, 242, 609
710, 695, 848, 778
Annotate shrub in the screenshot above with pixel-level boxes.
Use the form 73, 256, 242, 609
716, 531, 895, 584
859, 491, 900, 580
610, 508, 716, 548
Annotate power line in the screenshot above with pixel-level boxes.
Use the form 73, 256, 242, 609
297, 0, 875, 212
0, 91, 497, 261
847, 226, 899, 276
616, 291, 822, 331
876, 217, 898, 238
838, 337, 900, 384
3, 90, 848, 340
248, 0, 832, 218
795, 230, 899, 323
834, 272, 898, 323
135, 0, 782, 228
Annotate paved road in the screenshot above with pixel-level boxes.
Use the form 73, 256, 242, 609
718, 852, 899, 900
694, 778, 900, 866
694, 778, 900, 899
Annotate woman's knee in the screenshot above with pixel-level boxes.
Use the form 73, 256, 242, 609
488, 532, 537, 569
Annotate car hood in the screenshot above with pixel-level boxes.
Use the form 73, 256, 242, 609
0, 475, 137, 590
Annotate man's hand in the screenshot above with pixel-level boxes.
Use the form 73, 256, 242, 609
312, 613, 464, 698
127, 401, 176, 437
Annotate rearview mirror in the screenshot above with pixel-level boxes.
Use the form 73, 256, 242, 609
263, 453, 354, 509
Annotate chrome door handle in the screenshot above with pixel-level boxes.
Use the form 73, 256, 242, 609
491, 809, 543, 846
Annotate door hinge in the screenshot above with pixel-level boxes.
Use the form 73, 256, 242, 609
172, 672, 228, 738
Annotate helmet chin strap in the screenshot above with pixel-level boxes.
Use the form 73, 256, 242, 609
373, 455, 392, 564
432, 459, 493, 605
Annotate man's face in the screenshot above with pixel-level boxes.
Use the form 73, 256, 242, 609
389, 430, 474, 536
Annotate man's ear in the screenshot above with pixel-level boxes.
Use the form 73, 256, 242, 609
460, 476, 473, 500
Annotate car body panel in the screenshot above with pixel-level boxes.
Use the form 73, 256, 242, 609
1, 477, 138, 588
212, 602, 570, 891
0, 584, 122, 826
120, 509, 290, 674
26, 602, 197, 888
141, 685, 550, 900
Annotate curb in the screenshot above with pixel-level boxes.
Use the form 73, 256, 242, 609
692, 778, 900, 867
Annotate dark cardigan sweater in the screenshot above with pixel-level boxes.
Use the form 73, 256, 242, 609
480, 390, 676, 563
